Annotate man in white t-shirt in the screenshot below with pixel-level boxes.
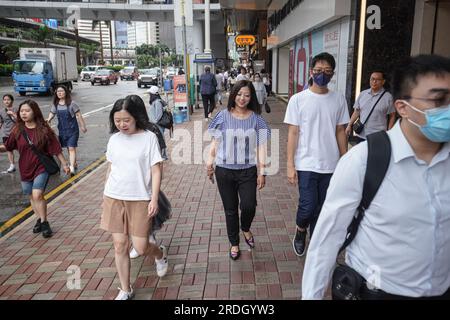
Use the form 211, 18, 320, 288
284, 52, 349, 257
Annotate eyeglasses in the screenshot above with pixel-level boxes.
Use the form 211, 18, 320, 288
312, 68, 334, 75
404, 95, 450, 108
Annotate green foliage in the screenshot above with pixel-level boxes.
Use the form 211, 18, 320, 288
0, 64, 13, 76
29, 25, 54, 48
77, 65, 84, 74
106, 65, 124, 72
2, 44, 20, 63
135, 44, 179, 69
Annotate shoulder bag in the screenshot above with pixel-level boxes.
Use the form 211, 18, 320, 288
331, 131, 391, 300
353, 90, 387, 134
21, 130, 60, 175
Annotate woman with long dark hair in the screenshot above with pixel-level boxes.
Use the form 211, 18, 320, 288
47, 85, 87, 175
101, 95, 169, 300
207, 80, 270, 260
0, 100, 70, 238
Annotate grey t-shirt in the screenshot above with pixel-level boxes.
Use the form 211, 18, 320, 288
50, 101, 80, 118
0, 106, 18, 137
354, 89, 395, 138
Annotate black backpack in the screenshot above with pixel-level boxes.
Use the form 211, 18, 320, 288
331, 131, 392, 300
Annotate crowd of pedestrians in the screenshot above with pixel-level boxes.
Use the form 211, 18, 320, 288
1, 52, 449, 301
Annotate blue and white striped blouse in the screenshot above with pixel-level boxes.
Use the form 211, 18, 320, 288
208, 109, 271, 170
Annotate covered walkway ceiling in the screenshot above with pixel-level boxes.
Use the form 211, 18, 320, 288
220, 0, 279, 33
0, 1, 221, 22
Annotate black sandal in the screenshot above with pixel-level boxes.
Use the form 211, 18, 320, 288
243, 232, 255, 249
229, 247, 240, 260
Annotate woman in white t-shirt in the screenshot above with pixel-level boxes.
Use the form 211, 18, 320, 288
101, 95, 169, 300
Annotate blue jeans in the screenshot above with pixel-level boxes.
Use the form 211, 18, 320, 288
296, 171, 332, 236
21, 172, 49, 195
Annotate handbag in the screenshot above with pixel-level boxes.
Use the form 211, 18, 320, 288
264, 101, 271, 113
21, 130, 60, 175
352, 90, 387, 134
331, 132, 391, 300
151, 190, 172, 233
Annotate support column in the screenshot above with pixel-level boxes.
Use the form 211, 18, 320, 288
204, 0, 211, 53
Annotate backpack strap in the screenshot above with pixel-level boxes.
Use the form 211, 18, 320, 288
338, 131, 391, 254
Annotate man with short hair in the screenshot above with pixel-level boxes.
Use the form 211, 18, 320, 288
302, 54, 450, 300
346, 71, 396, 144
284, 52, 349, 257
200, 66, 217, 121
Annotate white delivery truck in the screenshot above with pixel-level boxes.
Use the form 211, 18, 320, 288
12, 47, 78, 96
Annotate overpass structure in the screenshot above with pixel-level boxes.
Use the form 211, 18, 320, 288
0, 1, 222, 22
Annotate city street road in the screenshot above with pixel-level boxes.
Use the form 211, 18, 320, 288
0, 79, 153, 227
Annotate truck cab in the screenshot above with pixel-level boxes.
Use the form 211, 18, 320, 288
12, 59, 54, 96
12, 48, 77, 96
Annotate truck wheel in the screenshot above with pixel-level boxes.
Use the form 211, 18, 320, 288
19, 92, 26, 97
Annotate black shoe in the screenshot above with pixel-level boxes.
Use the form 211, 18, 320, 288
41, 221, 53, 238
33, 218, 42, 233
292, 228, 307, 257
229, 247, 240, 260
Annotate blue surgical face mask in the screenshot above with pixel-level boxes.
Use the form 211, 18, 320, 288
403, 100, 450, 142
312, 72, 333, 87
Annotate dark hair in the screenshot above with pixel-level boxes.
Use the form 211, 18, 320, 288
260, 69, 266, 74
371, 70, 385, 79
205, 66, 211, 72
227, 80, 261, 114
52, 85, 72, 108
310, 52, 336, 70
391, 54, 450, 100
109, 95, 167, 149
2, 94, 14, 102
254, 73, 261, 78
109, 95, 150, 134
149, 93, 161, 104
240, 66, 247, 73
12, 99, 57, 151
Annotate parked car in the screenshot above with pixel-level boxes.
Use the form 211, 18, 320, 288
137, 68, 159, 88
80, 65, 107, 81
91, 69, 118, 85
120, 66, 139, 80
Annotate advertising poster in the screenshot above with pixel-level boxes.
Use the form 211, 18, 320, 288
173, 75, 188, 108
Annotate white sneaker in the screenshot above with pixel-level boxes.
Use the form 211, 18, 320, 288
69, 165, 75, 175
6, 164, 15, 173
114, 286, 134, 300
204, 118, 209, 122
129, 247, 140, 259
155, 245, 168, 277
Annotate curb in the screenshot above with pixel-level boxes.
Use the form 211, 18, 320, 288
0, 156, 106, 238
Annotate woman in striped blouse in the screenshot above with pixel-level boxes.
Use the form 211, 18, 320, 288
207, 80, 271, 260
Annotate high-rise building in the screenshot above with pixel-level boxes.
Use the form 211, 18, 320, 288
127, 21, 159, 48
77, 19, 113, 50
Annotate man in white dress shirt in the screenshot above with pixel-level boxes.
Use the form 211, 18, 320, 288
302, 54, 450, 300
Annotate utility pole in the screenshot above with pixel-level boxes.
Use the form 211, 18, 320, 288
159, 45, 163, 87
181, 0, 190, 120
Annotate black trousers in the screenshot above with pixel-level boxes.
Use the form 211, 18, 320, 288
215, 166, 257, 246
201, 93, 216, 118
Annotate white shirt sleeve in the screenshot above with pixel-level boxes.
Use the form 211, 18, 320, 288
284, 95, 300, 126
105, 136, 114, 163
301, 144, 367, 299
148, 132, 163, 167
337, 93, 350, 125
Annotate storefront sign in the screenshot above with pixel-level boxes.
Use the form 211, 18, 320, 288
235, 35, 256, 46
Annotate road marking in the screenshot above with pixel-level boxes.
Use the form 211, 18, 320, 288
0, 156, 106, 236
82, 104, 114, 118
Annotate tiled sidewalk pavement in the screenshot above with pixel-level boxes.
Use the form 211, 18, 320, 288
0, 95, 331, 300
